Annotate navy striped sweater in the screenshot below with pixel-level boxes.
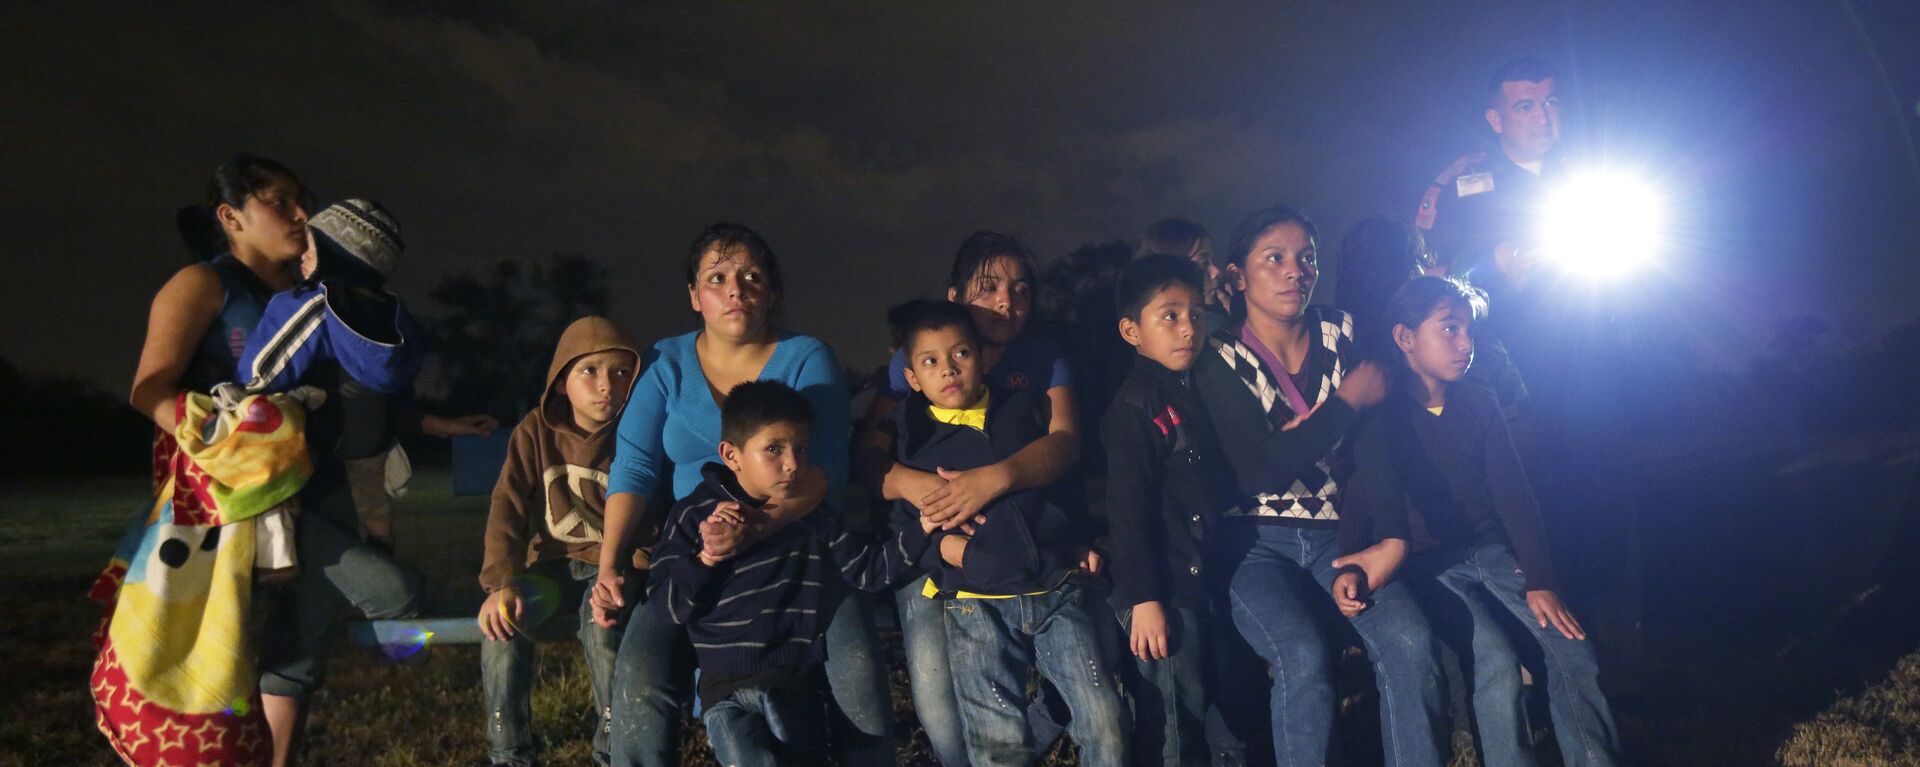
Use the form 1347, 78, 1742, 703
648, 463, 928, 704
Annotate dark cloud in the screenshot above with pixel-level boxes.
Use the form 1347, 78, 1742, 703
2, 0, 1915, 390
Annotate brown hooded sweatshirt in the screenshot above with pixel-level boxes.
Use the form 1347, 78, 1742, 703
479, 316, 644, 592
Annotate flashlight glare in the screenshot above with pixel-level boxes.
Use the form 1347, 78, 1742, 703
1540, 170, 1665, 280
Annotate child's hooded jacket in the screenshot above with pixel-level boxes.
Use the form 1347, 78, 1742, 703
479, 317, 641, 592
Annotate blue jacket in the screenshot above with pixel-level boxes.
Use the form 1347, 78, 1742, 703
235, 281, 421, 396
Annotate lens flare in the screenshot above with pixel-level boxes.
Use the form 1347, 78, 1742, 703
505, 572, 563, 630
378, 627, 435, 662
1538, 169, 1667, 280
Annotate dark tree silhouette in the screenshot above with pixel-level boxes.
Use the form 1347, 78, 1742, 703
0, 357, 149, 477
421, 253, 611, 419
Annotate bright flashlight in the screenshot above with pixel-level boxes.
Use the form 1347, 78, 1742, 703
1537, 169, 1667, 280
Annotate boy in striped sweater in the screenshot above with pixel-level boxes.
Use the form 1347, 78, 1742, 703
647, 380, 930, 766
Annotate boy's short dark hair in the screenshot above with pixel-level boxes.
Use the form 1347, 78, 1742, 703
1114, 254, 1204, 321
720, 380, 814, 447
887, 299, 980, 353
1383, 276, 1489, 338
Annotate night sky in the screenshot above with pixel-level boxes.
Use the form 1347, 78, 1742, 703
5, 1, 1916, 393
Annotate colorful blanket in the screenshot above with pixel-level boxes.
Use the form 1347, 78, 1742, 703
89, 390, 315, 767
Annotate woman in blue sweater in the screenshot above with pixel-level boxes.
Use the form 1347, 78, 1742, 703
590, 223, 888, 766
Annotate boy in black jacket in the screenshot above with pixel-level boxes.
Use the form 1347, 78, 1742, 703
647, 381, 929, 766
1099, 255, 1243, 766
890, 300, 1130, 767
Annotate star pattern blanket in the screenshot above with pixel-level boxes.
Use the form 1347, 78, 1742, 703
88, 390, 313, 767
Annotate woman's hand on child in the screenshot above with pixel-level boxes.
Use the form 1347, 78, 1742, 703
1526, 589, 1587, 640
707, 501, 748, 527
747, 465, 826, 546
921, 513, 983, 536
1331, 571, 1369, 617
589, 571, 627, 628
699, 505, 749, 564
1330, 538, 1407, 594
888, 465, 945, 508
1334, 361, 1388, 410
478, 587, 524, 641
921, 464, 1014, 529
1130, 600, 1171, 661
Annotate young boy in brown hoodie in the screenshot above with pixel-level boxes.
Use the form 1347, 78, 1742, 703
474, 316, 642, 767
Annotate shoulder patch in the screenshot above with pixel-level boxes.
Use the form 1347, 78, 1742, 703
1435, 152, 1488, 185
1456, 172, 1495, 197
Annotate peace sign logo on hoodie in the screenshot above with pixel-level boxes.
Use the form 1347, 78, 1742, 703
541, 464, 609, 544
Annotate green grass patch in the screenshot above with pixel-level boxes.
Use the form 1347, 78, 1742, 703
1778, 650, 1920, 767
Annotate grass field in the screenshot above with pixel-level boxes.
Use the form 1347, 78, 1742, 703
0, 471, 947, 767
5, 431, 1920, 766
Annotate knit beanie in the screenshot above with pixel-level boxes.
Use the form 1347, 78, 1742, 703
309, 199, 404, 279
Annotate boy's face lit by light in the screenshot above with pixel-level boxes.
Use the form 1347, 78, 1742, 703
1121, 283, 1203, 371
903, 324, 985, 410
562, 350, 636, 430
721, 421, 811, 502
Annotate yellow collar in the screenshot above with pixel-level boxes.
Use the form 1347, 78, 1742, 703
927, 388, 989, 431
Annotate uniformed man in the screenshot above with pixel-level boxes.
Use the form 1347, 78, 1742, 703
1416, 56, 1562, 304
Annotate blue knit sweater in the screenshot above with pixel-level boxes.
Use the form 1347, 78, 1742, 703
609, 330, 849, 502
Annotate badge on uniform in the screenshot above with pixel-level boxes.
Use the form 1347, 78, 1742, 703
1456, 172, 1495, 197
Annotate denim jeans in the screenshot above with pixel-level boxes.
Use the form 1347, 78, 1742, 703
1407, 544, 1621, 767
1117, 602, 1213, 767
943, 583, 1130, 767
902, 575, 1071, 766
897, 575, 972, 766
258, 462, 423, 697
609, 583, 696, 767
1220, 522, 1445, 767
822, 585, 896, 765
482, 559, 631, 766
703, 684, 830, 767
608, 575, 890, 766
